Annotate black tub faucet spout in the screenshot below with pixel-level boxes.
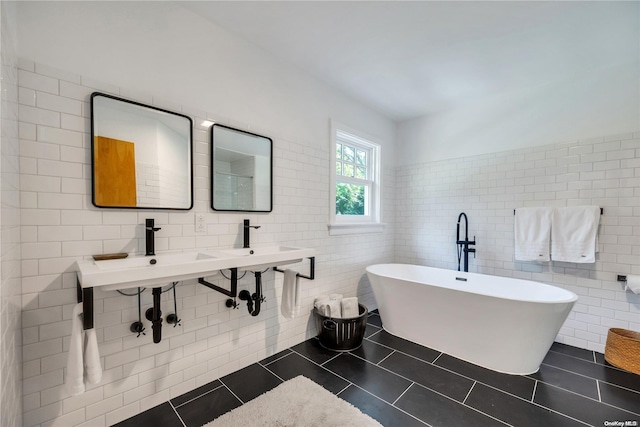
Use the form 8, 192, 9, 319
456, 212, 476, 272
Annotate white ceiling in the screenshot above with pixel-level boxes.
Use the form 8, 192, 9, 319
182, 1, 638, 122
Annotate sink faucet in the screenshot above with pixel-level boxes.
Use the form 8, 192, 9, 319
456, 212, 476, 272
243, 219, 261, 249
145, 219, 161, 256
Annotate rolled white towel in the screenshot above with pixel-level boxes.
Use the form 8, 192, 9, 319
314, 295, 329, 308
65, 303, 85, 396
84, 328, 102, 385
329, 293, 343, 302
326, 300, 342, 318
314, 295, 330, 316
341, 297, 359, 318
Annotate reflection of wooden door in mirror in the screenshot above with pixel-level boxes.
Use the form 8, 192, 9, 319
94, 136, 137, 207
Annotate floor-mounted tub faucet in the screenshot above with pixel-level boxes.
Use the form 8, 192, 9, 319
243, 219, 260, 249
456, 212, 476, 272
145, 219, 161, 256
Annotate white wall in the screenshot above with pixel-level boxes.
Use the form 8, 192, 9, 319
1, 1, 23, 426
15, 2, 396, 426
395, 131, 640, 353
397, 60, 639, 165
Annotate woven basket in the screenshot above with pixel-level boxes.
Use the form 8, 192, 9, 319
604, 328, 640, 375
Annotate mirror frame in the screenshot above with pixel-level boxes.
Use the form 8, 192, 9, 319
210, 124, 273, 213
90, 92, 194, 210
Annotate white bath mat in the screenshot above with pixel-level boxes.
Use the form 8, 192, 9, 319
203, 375, 383, 427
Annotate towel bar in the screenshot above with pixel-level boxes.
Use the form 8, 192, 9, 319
198, 268, 238, 298
514, 208, 603, 215
273, 256, 315, 280
76, 276, 94, 330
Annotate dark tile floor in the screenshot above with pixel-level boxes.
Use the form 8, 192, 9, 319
115, 311, 640, 427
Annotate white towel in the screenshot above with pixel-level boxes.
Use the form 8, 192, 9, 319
514, 207, 552, 261
313, 295, 330, 316
65, 303, 103, 395
65, 303, 85, 396
551, 206, 600, 263
341, 297, 359, 318
326, 300, 342, 318
329, 293, 343, 303
85, 328, 102, 384
281, 269, 300, 319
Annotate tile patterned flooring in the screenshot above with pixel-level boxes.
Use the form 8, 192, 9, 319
115, 311, 640, 427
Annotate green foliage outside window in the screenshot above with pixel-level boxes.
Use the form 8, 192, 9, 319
336, 183, 365, 215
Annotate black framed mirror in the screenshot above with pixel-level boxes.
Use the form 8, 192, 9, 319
211, 124, 273, 212
90, 92, 193, 210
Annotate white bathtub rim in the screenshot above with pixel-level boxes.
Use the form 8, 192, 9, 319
366, 263, 578, 305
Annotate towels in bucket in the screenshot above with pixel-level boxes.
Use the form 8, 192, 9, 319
314, 294, 360, 318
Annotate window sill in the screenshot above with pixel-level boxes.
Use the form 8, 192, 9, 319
328, 222, 386, 236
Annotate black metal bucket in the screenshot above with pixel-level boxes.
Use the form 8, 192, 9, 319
314, 303, 368, 351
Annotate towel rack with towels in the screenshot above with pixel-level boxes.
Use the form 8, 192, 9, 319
513, 208, 603, 215
273, 256, 315, 280
76, 276, 94, 330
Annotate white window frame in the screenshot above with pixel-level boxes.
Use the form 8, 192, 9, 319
329, 120, 384, 235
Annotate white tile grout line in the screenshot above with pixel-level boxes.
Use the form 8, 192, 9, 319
463, 381, 476, 405
344, 351, 513, 426
138, 338, 634, 426
218, 378, 246, 405
375, 349, 396, 366
348, 344, 596, 426
173, 384, 226, 409
260, 350, 294, 367
168, 400, 188, 427
530, 380, 538, 403
336, 381, 430, 426
539, 360, 640, 401
260, 362, 286, 383
392, 382, 415, 406
596, 380, 602, 402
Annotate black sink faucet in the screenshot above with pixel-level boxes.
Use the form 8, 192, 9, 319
243, 219, 261, 249
145, 219, 161, 256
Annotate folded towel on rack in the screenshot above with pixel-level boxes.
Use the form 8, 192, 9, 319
85, 328, 102, 384
281, 269, 300, 319
514, 207, 552, 261
551, 206, 600, 263
341, 297, 359, 318
65, 303, 85, 396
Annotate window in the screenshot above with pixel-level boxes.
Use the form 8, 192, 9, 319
329, 121, 383, 235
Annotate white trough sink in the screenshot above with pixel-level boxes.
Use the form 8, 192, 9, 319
75, 245, 315, 291
218, 245, 315, 272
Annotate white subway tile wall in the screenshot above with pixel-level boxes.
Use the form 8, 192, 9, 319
1, 3, 23, 426
17, 60, 395, 426
395, 132, 640, 352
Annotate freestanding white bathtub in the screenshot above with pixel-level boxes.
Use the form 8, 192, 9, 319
365, 264, 578, 375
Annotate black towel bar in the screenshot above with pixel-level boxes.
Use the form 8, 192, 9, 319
76, 276, 94, 330
273, 256, 315, 280
513, 208, 603, 215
